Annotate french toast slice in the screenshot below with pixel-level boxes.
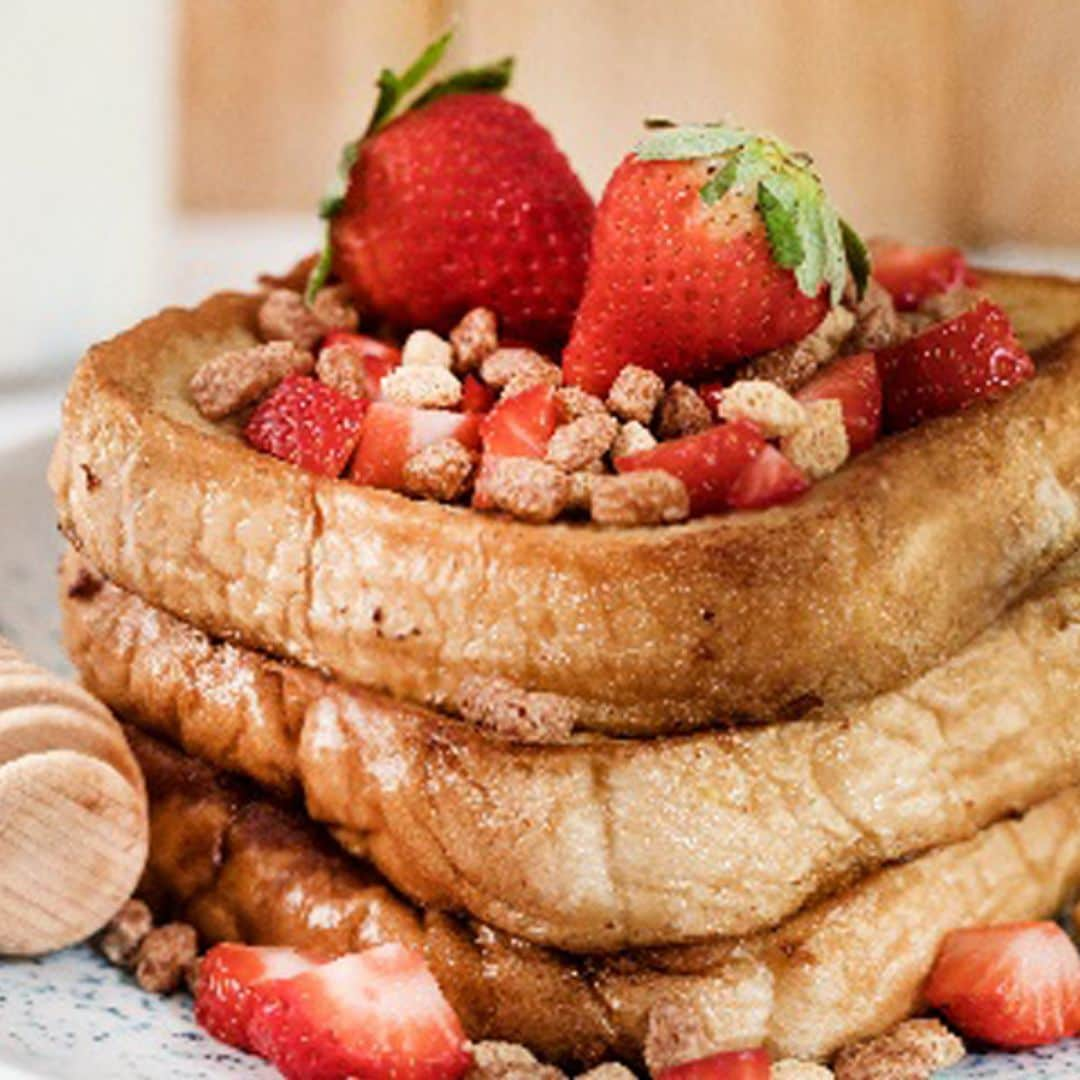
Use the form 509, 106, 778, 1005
63, 548, 1080, 952
132, 726, 1080, 1068
49, 273, 1080, 737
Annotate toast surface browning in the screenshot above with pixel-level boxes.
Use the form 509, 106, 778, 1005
63, 550, 1080, 951
49, 272, 1080, 735
132, 728, 1080, 1067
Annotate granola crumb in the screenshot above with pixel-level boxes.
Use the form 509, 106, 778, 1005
719, 379, 808, 439
481, 348, 562, 393
643, 1000, 717, 1076
565, 470, 598, 513
190, 341, 314, 420
98, 898, 153, 969
657, 382, 712, 439
607, 364, 665, 425
450, 307, 499, 375
745, 306, 855, 391
482, 457, 569, 523
183, 955, 202, 996
918, 285, 982, 323
133, 922, 199, 994
555, 386, 608, 423
467, 1040, 565, 1078
848, 279, 909, 353
380, 364, 462, 409
402, 439, 476, 501
402, 329, 454, 369
546, 413, 619, 472
577, 1066, 636, 1080
257, 286, 356, 349
315, 341, 373, 398
781, 398, 849, 479
833, 1019, 964, 1080
458, 675, 575, 743
612, 420, 658, 460
772, 1061, 833, 1079
591, 470, 690, 526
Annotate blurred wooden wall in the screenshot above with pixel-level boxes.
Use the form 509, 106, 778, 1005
179, 0, 1080, 246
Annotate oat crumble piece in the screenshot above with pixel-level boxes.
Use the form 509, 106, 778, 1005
577, 1066, 636, 1080
316, 341, 372, 398
546, 413, 619, 472
847, 278, 910, 352
643, 1000, 718, 1076
772, 1061, 833, 1079
591, 470, 690, 526
719, 379, 808, 439
482, 457, 569, 523
565, 469, 598, 512
782, 398, 849, 479
257, 286, 357, 349
402, 328, 454, 368
918, 284, 982, 323
744, 306, 855, 391
467, 1039, 565, 1079
450, 307, 499, 375
99, 898, 153, 968
607, 364, 666, 424
833, 1018, 964, 1080
381, 364, 463, 408
183, 955, 202, 996
555, 386, 608, 423
612, 420, 658, 459
482, 347, 562, 393
458, 675, 575, 743
402, 439, 476, 501
190, 341, 314, 420
133, 922, 199, 994
657, 382, 712, 439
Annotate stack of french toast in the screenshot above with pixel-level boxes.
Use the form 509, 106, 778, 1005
48, 37, 1080, 1078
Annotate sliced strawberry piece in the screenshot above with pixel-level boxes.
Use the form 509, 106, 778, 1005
480, 383, 557, 458
658, 1048, 771, 1080
249, 943, 472, 1080
877, 300, 1034, 431
698, 381, 727, 420
195, 944, 320, 1052
925, 921, 1080, 1049
796, 352, 882, 454
246, 374, 368, 477
728, 445, 810, 510
320, 332, 401, 398
351, 401, 481, 491
615, 422, 766, 517
869, 239, 977, 311
461, 374, 498, 414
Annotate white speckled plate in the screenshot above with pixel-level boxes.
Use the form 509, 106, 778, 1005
2, 431, 1080, 1077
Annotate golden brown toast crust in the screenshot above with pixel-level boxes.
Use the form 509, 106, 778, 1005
63, 549, 1080, 952
49, 272, 1080, 736
131, 727, 1080, 1066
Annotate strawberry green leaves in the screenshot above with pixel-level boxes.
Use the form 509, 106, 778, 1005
306, 31, 514, 303
635, 123, 866, 304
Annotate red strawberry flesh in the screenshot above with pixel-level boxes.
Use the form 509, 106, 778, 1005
245, 374, 368, 477
479, 383, 557, 458
195, 944, 319, 1051
796, 351, 882, 454
877, 300, 1034, 431
925, 921, 1080, 1049
870, 239, 976, 311
658, 1048, 771, 1080
728, 445, 810, 510
616, 422, 767, 517
249, 943, 472, 1080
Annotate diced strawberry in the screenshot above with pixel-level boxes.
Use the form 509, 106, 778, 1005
796, 352, 882, 454
320, 332, 401, 398
246, 374, 368, 477
925, 921, 1080, 1049
728, 445, 810, 510
615, 422, 766, 517
249, 943, 472, 1080
479, 383, 557, 458
351, 401, 481, 490
658, 1048, 771, 1080
461, 374, 498, 414
877, 300, 1034, 431
869, 239, 977, 311
195, 944, 320, 1052
698, 381, 727, 419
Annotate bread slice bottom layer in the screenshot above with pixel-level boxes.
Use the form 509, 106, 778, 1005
62, 548, 1080, 953
131, 726, 1080, 1068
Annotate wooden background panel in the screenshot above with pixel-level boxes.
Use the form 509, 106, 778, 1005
178, 0, 1080, 245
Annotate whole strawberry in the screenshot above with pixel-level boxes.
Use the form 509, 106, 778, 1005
562, 124, 868, 395
312, 33, 594, 348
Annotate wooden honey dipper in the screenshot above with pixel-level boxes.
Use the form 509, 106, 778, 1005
0, 637, 148, 955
